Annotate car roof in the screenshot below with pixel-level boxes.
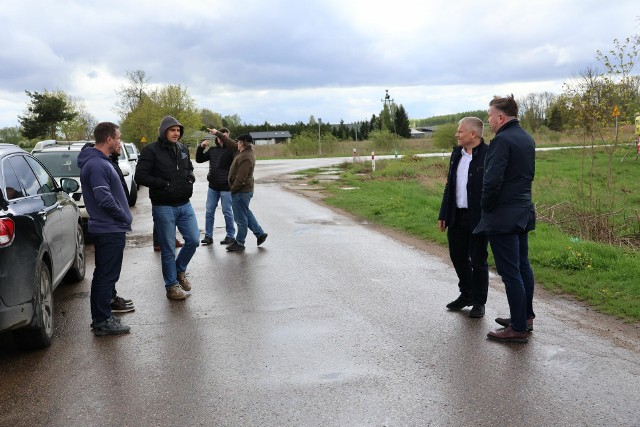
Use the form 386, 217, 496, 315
0, 143, 28, 156
32, 140, 93, 152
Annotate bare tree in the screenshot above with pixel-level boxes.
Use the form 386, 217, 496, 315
115, 69, 151, 120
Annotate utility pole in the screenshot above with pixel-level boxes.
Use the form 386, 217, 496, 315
318, 118, 322, 156
381, 89, 398, 158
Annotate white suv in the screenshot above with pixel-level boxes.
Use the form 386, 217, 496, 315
31, 140, 137, 228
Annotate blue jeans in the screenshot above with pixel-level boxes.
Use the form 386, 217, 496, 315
152, 202, 200, 288
489, 232, 535, 332
91, 232, 126, 323
204, 188, 235, 239
231, 191, 264, 246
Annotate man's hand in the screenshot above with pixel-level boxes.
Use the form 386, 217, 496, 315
206, 128, 218, 135
200, 139, 209, 149
438, 220, 446, 232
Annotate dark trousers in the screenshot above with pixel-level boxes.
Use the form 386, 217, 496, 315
489, 232, 535, 332
91, 232, 126, 323
447, 209, 489, 304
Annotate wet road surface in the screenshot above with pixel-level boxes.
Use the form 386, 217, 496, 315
1, 157, 639, 426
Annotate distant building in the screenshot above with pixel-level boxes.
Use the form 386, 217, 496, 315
250, 131, 292, 145
410, 127, 434, 139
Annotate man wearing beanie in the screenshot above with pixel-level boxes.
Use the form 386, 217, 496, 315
207, 128, 268, 252
135, 116, 200, 299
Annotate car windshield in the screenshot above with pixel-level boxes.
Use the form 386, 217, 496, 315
32, 151, 81, 177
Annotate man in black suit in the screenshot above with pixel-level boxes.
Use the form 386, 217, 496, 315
438, 117, 489, 318
475, 95, 536, 343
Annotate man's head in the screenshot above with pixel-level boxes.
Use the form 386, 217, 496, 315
93, 122, 121, 155
488, 94, 518, 133
456, 117, 483, 151
236, 134, 253, 151
158, 116, 184, 143
216, 127, 230, 145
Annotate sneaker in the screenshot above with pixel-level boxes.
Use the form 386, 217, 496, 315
257, 233, 268, 246
495, 317, 534, 332
92, 316, 130, 336
201, 236, 213, 245
226, 242, 246, 252
166, 284, 190, 300
111, 296, 135, 313
220, 236, 236, 245
114, 295, 133, 305
177, 272, 192, 291
469, 304, 485, 318
446, 295, 472, 311
487, 325, 529, 343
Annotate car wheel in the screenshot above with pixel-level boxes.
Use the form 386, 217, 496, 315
64, 223, 86, 283
128, 180, 137, 207
13, 263, 54, 350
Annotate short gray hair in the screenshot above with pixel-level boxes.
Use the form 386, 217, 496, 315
458, 117, 484, 138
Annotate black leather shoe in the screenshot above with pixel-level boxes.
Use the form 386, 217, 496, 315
495, 317, 534, 331
469, 304, 485, 318
201, 236, 213, 245
446, 296, 473, 311
220, 237, 236, 245
257, 233, 268, 246
226, 242, 246, 252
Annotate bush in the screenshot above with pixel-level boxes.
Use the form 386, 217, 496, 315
431, 123, 458, 150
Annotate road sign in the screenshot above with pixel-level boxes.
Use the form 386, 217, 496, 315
140, 136, 147, 143
612, 106, 621, 117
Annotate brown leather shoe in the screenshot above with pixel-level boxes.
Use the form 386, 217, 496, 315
153, 244, 160, 252
175, 239, 184, 248
495, 317, 534, 332
487, 326, 529, 343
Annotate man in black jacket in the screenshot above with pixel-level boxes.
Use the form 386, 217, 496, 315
195, 127, 236, 246
135, 116, 199, 300
475, 95, 536, 343
438, 117, 489, 318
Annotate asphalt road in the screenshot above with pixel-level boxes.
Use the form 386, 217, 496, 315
1, 156, 639, 426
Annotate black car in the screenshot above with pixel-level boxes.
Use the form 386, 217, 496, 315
0, 143, 86, 350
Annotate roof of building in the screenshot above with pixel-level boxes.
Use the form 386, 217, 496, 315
250, 131, 292, 139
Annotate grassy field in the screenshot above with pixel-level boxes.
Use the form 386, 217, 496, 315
294, 142, 640, 322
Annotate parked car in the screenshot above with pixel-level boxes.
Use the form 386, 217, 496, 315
122, 142, 139, 191
31, 140, 137, 226
0, 143, 86, 350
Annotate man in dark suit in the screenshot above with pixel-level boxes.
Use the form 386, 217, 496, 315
438, 117, 489, 318
475, 95, 536, 343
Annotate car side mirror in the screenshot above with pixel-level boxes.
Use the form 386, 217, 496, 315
59, 177, 80, 193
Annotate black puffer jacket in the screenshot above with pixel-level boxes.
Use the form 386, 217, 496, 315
195, 140, 234, 191
135, 116, 195, 206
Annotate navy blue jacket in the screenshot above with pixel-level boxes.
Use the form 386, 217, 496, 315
474, 119, 536, 235
77, 147, 132, 234
438, 140, 488, 230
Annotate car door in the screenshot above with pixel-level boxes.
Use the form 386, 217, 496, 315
26, 156, 78, 282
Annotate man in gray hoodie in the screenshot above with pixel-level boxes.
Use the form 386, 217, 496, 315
135, 116, 199, 300
77, 122, 133, 336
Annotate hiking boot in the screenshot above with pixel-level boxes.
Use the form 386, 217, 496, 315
257, 233, 268, 246
92, 316, 130, 336
446, 295, 473, 311
226, 242, 246, 252
166, 284, 190, 300
220, 236, 236, 245
487, 326, 529, 343
111, 296, 135, 313
177, 272, 191, 291
495, 316, 534, 332
201, 236, 213, 245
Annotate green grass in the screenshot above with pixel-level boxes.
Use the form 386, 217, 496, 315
306, 150, 640, 322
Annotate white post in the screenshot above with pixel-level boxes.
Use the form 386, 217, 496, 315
371, 151, 375, 172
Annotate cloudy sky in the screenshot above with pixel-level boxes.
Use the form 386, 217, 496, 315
1, 0, 638, 129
